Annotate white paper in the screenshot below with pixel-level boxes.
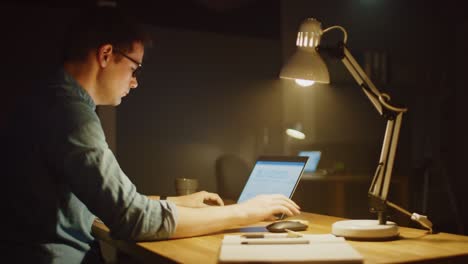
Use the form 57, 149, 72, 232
219, 234, 363, 263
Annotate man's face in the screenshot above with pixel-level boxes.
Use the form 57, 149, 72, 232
97, 41, 144, 106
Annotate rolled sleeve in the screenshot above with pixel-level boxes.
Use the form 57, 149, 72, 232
147, 200, 178, 240
109, 199, 178, 241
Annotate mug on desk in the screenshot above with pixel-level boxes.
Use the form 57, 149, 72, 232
175, 178, 199, 195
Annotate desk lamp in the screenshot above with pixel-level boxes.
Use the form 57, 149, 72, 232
280, 18, 433, 239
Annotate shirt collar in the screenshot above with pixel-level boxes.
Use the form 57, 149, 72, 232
59, 67, 96, 110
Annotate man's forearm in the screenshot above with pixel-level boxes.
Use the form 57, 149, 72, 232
170, 204, 246, 238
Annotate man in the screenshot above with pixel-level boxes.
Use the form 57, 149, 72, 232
1, 6, 300, 263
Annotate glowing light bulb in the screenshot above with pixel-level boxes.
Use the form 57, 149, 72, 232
295, 79, 315, 87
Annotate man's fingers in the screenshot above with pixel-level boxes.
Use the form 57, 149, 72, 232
204, 192, 224, 206
278, 202, 300, 216
265, 215, 278, 221
271, 194, 300, 209
263, 194, 300, 212
270, 198, 301, 216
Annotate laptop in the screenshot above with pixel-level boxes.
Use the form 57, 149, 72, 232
298, 151, 322, 173
237, 156, 308, 205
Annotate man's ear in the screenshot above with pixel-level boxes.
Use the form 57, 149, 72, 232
97, 44, 113, 68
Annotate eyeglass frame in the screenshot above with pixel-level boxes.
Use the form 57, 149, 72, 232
114, 49, 143, 78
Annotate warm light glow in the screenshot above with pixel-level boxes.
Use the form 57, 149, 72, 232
295, 79, 315, 87
279, 18, 330, 84
285, 128, 306, 140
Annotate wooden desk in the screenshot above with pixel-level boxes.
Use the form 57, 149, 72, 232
92, 212, 468, 264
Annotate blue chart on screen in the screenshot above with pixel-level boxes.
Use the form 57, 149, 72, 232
237, 157, 308, 203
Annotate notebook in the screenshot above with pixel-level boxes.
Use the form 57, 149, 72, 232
218, 234, 363, 263
237, 156, 308, 204
298, 151, 322, 173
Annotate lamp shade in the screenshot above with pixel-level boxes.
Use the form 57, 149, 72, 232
280, 18, 330, 84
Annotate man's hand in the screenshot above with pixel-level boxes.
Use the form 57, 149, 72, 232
168, 191, 224, 208
171, 193, 301, 238
236, 194, 301, 223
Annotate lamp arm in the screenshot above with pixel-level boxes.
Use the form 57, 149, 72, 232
338, 46, 401, 186
318, 27, 408, 114
341, 45, 434, 231
341, 46, 408, 115
339, 46, 405, 190
368, 113, 403, 224
337, 45, 421, 226
317, 41, 432, 230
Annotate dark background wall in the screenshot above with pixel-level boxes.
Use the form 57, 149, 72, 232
2, 0, 467, 235
116, 27, 284, 194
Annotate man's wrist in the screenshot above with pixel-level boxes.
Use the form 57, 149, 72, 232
231, 204, 249, 225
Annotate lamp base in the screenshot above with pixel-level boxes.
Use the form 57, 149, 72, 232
332, 220, 399, 240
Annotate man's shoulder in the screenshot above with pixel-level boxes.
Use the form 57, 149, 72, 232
44, 67, 96, 111
56, 99, 100, 127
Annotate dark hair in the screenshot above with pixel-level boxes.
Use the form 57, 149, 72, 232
63, 6, 152, 63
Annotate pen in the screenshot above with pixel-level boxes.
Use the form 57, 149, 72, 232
241, 238, 310, 245
242, 234, 288, 239
242, 230, 303, 239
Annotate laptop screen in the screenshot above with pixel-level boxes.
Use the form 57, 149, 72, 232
237, 156, 308, 203
298, 151, 321, 172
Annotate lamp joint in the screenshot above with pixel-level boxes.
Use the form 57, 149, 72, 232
382, 111, 397, 121
368, 193, 387, 214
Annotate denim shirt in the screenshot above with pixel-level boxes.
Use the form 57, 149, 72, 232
1, 68, 178, 263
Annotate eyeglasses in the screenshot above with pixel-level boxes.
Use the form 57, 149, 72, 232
114, 49, 142, 78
